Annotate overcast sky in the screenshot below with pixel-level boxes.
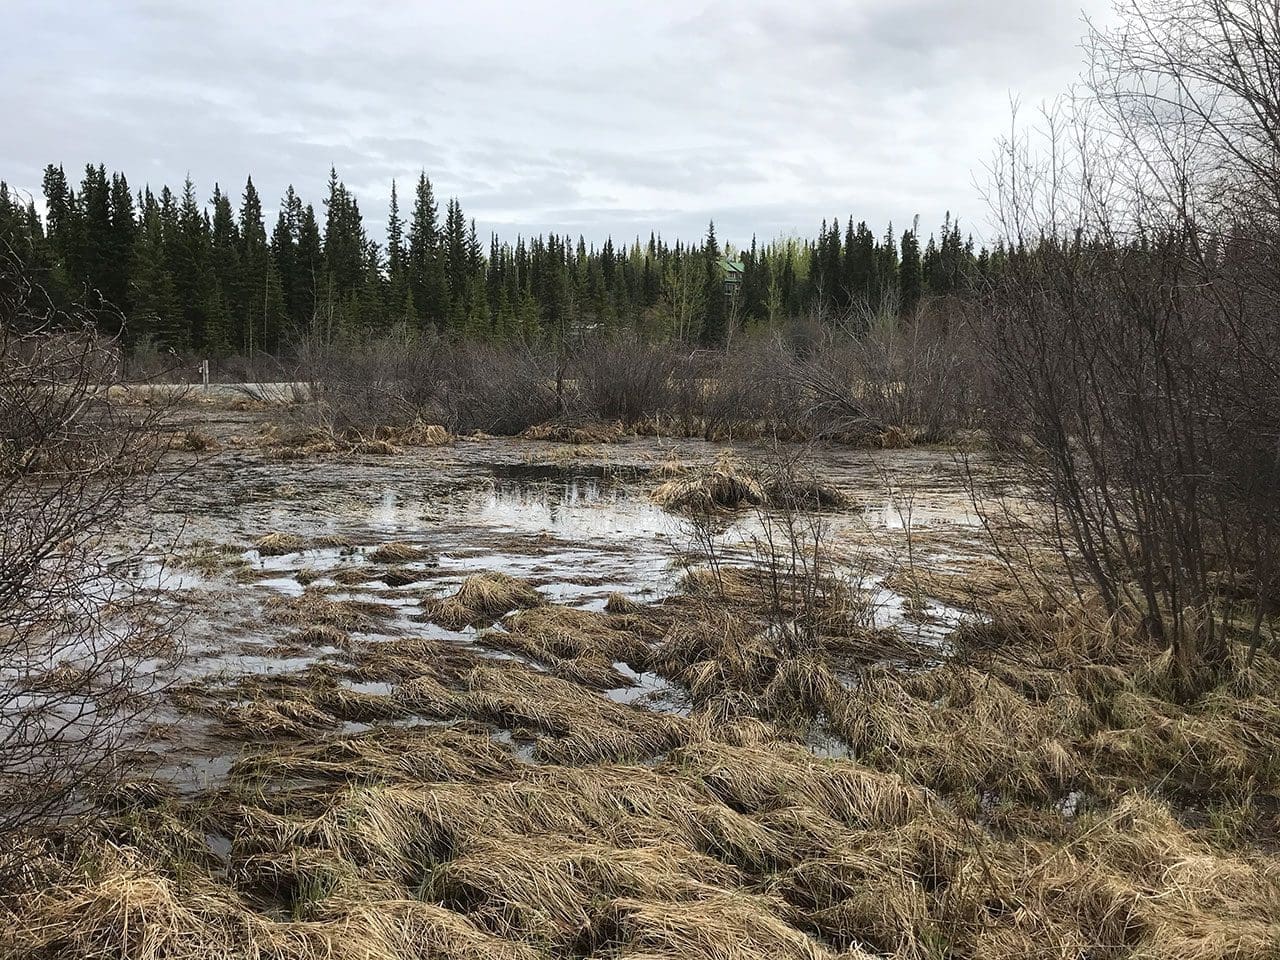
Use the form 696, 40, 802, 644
2, 0, 1113, 247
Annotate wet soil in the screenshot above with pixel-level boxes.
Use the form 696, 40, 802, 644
133, 407, 994, 790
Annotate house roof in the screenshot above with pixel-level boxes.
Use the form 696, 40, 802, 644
718, 257, 745, 277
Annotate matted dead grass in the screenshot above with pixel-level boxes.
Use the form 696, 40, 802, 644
521, 420, 626, 445
419, 572, 546, 630
367, 541, 432, 564
652, 452, 847, 515
652, 452, 767, 513
263, 589, 395, 632
9, 544, 1280, 960
253, 532, 356, 557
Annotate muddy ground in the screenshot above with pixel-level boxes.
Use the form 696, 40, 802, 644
134, 405, 991, 791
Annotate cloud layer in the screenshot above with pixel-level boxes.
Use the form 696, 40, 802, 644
1, 1, 1112, 245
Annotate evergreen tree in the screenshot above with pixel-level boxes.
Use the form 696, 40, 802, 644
131, 191, 183, 349
209, 184, 243, 349
173, 177, 212, 350
877, 223, 900, 303
78, 164, 113, 310
239, 176, 269, 352
105, 172, 136, 318
701, 221, 726, 345
899, 218, 923, 310
295, 202, 323, 333
385, 180, 410, 324
322, 167, 366, 315
407, 172, 444, 326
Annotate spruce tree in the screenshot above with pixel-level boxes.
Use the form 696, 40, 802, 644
385, 180, 410, 325
701, 221, 726, 345
407, 173, 444, 326
131, 192, 183, 349
899, 218, 923, 310
106, 172, 136, 318
209, 184, 243, 349
295, 203, 323, 334
173, 177, 211, 350
239, 176, 269, 352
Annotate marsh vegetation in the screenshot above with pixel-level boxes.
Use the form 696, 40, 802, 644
3, 1, 1280, 957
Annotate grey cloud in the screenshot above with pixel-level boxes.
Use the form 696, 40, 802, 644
1, 0, 1114, 246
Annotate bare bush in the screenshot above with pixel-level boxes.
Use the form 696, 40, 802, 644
296, 330, 447, 436
973, 1, 1280, 693
787, 302, 977, 444
0, 252, 177, 843
680, 448, 870, 658
700, 335, 810, 441
441, 341, 561, 434
299, 332, 560, 437
573, 336, 685, 425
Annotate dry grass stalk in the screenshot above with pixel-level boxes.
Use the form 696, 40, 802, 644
652, 452, 766, 514
367, 541, 432, 564
420, 573, 545, 629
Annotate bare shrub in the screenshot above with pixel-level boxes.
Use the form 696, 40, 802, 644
298, 332, 559, 437
441, 340, 561, 435
782, 294, 977, 445
573, 335, 685, 426
680, 448, 869, 659
0, 251, 177, 844
973, 2, 1280, 692
295, 330, 446, 437
699, 335, 809, 441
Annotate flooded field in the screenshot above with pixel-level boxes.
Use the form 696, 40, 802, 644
14, 408, 1279, 960
131, 408, 994, 791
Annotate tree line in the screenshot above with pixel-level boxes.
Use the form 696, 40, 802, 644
0, 164, 988, 354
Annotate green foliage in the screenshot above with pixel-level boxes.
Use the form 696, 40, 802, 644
6, 161, 991, 353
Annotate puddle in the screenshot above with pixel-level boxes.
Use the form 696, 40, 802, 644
134, 435, 998, 791
606, 661, 687, 713
490, 728, 538, 761
339, 678, 395, 697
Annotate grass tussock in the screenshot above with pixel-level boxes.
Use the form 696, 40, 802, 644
481, 604, 651, 688
420, 572, 545, 629
13, 554, 1280, 960
652, 452, 846, 514
173, 428, 220, 452
253, 532, 356, 557
387, 420, 452, 447
367, 541, 433, 564
520, 420, 625, 444
351, 437, 401, 455
263, 589, 394, 632
652, 452, 766, 513
253, 531, 308, 556
172, 541, 250, 577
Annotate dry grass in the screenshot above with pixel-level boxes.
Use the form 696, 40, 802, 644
420, 572, 545, 630
481, 604, 651, 688
254, 532, 356, 557
605, 592, 643, 615
11, 535, 1280, 960
652, 453, 766, 514
172, 541, 250, 577
378, 566, 428, 587
351, 438, 401, 455
283, 623, 352, 649
173, 428, 220, 453
367, 542, 432, 564
263, 589, 394, 632
652, 452, 846, 514
254, 532, 308, 556
520, 420, 625, 444
391, 421, 452, 447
